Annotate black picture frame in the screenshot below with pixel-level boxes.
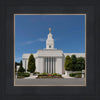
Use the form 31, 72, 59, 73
0, 0, 100, 100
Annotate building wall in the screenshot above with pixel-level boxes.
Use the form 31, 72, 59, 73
22, 53, 85, 74
64, 53, 85, 58
23, 59, 28, 72
23, 59, 25, 69
37, 57, 44, 73
62, 55, 65, 74
56, 57, 63, 74
35, 58, 38, 72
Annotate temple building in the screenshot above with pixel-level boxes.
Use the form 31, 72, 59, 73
22, 28, 85, 74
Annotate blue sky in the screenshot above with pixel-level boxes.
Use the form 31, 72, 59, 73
15, 15, 85, 62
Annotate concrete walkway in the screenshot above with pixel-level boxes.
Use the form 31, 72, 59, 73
24, 73, 37, 79
15, 78, 85, 86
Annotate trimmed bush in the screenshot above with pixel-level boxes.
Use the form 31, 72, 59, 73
17, 72, 23, 76
53, 73, 58, 76
33, 72, 40, 75
39, 73, 48, 76
69, 73, 82, 78
27, 54, 36, 73
18, 60, 25, 72
23, 73, 30, 77
17, 72, 30, 77
75, 74, 81, 78
53, 73, 61, 76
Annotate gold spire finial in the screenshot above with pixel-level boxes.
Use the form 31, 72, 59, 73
49, 28, 51, 33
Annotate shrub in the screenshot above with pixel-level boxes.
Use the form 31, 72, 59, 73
69, 73, 74, 77
33, 72, 40, 75
23, 73, 30, 77
42, 73, 48, 75
27, 54, 36, 73
69, 73, 82, 77
57, 74, 61, 76
18, 60, 25, 72
17, 76, 25, 79
53, 73, 58, 76
75, 74, 82, 78
17, 72, 30, 77
17, 72, 23, 76
52, 73, 61, 76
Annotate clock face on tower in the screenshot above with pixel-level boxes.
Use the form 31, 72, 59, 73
49, 45, 51, 48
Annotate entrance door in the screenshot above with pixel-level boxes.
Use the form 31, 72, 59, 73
44, 57, 56, 73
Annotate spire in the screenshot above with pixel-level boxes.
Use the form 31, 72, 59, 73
46, 28, 54, 49
49, 28, 51, 33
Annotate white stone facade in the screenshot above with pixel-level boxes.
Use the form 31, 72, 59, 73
22, 28, 85, 74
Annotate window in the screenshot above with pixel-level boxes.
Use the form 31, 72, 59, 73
49, 45, 51, 48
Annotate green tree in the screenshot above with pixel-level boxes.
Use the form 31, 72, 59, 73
64, 55, 72, 71
18, 60, 25, 72
27, 54, 36, 73
71, 55, 77, 71
76, 57, 85, 71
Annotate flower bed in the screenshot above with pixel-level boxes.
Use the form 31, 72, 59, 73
37, 73, 62, 78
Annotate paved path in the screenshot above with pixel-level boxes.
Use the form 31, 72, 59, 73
24, 74, 37, 79
15, 78, 85, 86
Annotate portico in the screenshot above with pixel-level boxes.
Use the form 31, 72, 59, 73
44, 57, 56, 73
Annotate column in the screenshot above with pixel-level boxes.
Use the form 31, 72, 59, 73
53, 58, 55, 73
49, 57, 51, 73
52, 57, 53, 73
48, 57, 49, 73
51, 57, 52, 73
47, 57, 48, 73
54, 58, 56, 73
26, 60, 28, 72
46, 57, 47, 73
43, 58, 45, 73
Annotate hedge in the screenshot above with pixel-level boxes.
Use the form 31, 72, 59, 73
33, 72, 40, 74
17, 72, 30, 77
69, 73, 82, 78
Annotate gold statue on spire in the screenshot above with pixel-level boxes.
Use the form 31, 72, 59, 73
49, 28, 51, 33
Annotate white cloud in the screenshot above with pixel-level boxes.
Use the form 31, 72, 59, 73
37, 38, 46, 42
24, 38, 46, 45
25, 41, 35, 45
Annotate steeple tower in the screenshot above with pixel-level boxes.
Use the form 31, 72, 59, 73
49, 28, 51, 33
46, 28, 54, 49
